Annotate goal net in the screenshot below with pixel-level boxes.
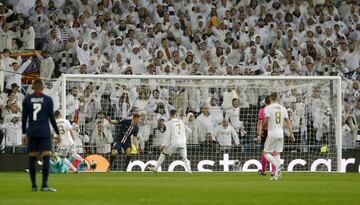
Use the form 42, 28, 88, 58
55, 74, 342, 172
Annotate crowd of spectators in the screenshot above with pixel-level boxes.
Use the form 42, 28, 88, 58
0, 0, 359, 155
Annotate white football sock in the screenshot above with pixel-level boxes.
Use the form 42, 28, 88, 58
265, 153, 279, 167
71, 153, 84, 162
180, 149, 191, 172
183, 158, 191, 173
62, 158, 77, 172
274, 155, 282, 167
154, 154, 165, 171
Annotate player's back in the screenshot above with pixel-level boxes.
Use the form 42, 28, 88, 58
265, 103, 288, 138
166, 119, 186, 148
22, 93, 54, 138
56, 118, 73, 147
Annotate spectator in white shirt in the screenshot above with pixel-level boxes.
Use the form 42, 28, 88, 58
196, 105, 216, 141
20, 20, 35, 50
34, 50, 55, 79
91, 120, 113, 154
0, 23, 21, 51
0, 114, 22, 147
66, 87, 79, 121
185, 112, 202, 145
214, 118, 240, 150
5, 57, 32, 90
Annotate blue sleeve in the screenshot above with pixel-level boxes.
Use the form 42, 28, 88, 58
21, 98, 29, 134
48, 97, 60, 135
119, 120, 125, 131
133, 126, 139, 137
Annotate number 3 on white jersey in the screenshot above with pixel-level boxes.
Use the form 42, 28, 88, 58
33, 103, 42, 121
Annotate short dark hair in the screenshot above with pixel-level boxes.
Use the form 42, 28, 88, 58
265, 95, 271, 105
170, 109, 177, 116
54, 110, 61, 118
32, 79, 44, 90
133, 113, 141, 119
270, 92, 278, 101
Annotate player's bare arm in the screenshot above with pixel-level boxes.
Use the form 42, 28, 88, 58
285, 118, 295, 142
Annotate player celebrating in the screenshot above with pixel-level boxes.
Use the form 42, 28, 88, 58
109, 114, 141, 171
263, 92, 295, 180
54, 110, 90, 172
149, 109, 192, 173
22, 79, 60, 192
257, 96, 275, 176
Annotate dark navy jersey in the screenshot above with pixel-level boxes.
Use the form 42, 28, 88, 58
22, 92, 60, 138
117, 119, 139, 143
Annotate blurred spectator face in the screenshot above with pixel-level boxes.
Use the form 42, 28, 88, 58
158, 119, 165, 127
232, 98, 240, 108
208, 65, 217, 74
356, 100, 360, 109
97, 121, 104, 133
306, 62, 313, 71
233, 66, 240, 75
300, 48, 308, 56
153, 90, 160, 99
255, 36, 261, 44
265, 64, 272, 72
353, 82, 359, 90
210, 98, 217, 106
115, 38, 123, 46
206, 132, 213, 141
221, 119, 229, 128
35, 6, 42, 15
10, 103, 18, 112
139, 91, 147, 100
226, 66, 233, 75
80, 65, 87, 74
49, 29, 57, 39
11, 63, 20, 71
175, 38, 182, 46
157, 105, 165, 114
290, 63, 297, 72
202, 106, 209, 116
340, 42, 348, 51
115, 53, 122, 62
1, 23, 8, 32
349, 43, 356, 52
188, 114, 195, 122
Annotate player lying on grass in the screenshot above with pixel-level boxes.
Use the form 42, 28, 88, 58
37, 152, 96, 173
148, 109, 192, 173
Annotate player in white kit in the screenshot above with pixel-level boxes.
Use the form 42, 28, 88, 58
149, 109, 192, 173
263, 93, 295, 180
54, 111, 89, 172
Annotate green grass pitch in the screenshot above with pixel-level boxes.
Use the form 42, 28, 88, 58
0, 172, 359, 205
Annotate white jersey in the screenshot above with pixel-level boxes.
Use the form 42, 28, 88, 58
265, 103, 288, 139
163, 118, 187, 148
56, 118, 74, 148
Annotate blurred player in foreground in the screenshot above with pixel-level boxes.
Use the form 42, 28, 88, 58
22, 79, 59, 192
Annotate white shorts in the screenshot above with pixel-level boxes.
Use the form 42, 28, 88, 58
163, 145, 186, 157
264, 137, 284, 153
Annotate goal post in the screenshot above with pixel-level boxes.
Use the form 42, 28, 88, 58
58, 74, 342, 172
